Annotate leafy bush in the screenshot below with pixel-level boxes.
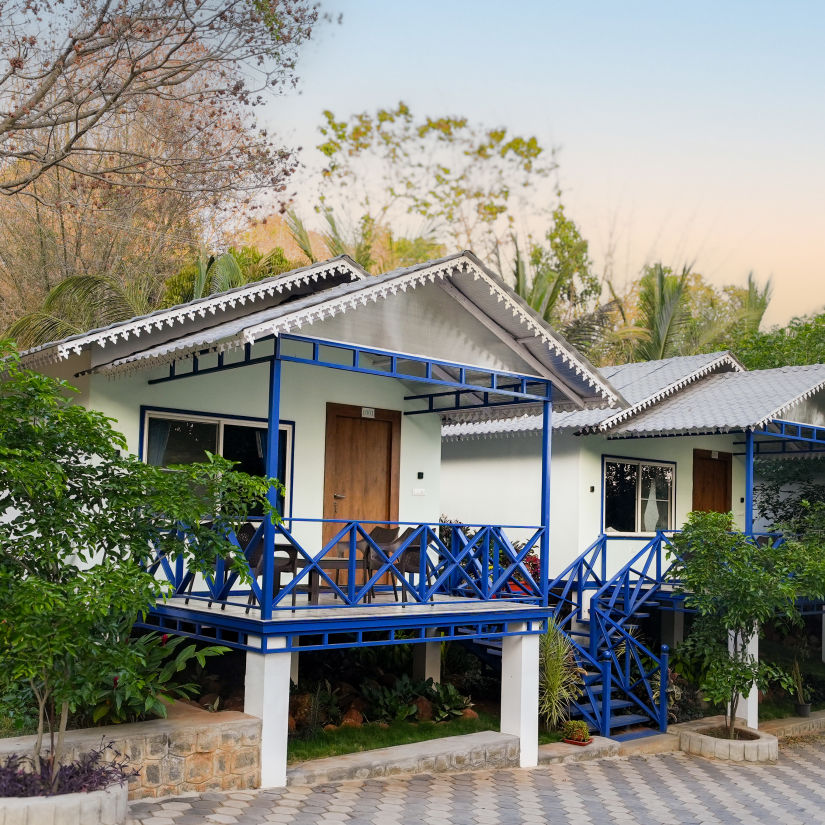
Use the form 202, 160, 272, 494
82, 634, 227, 726
361, 676, 422, 723
539, 620, 583, 730
429, 682, 472, 722
0, 341, 276, 788
0, 742, 137, 797
0, 682, 38, 738
561, 719, 590, 742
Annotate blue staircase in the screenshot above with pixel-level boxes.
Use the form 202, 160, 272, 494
548, 532, 681, 737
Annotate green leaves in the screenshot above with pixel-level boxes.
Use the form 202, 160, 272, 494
0, 342, 277, 765
670, 509, 825, 736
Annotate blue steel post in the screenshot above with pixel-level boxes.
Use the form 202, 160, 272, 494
262, 356, 282, 620
745, 429, 755, 534
659, 645, 670, 732
540, 391, 552, 607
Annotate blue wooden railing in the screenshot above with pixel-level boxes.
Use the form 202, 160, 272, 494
151, 518, 548, 616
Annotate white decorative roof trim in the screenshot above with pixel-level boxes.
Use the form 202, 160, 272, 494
755, 378, 825, 431
242, 256, 618, 404
595, 353, 744, 432
31, 260, 363, 367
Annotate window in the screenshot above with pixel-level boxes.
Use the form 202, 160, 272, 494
143, 410, 292, 517
603, 458, 673, 533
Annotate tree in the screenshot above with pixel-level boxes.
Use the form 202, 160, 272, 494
0, 0, 321, 198
285, 208, 445, 274
0, 342, 278, 782
670, 511, 825, 738
733, 311, 825, 370
315, 102, 556, 257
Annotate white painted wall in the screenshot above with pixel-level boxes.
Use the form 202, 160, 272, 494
442, 430, 745, 577
53, 355, 443, 550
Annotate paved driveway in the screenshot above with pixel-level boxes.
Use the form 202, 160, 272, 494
128, 735, 825, 825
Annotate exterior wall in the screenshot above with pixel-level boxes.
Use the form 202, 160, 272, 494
65, 356, 442, 548
0, 705, 261, 800
441, 430, 745, 577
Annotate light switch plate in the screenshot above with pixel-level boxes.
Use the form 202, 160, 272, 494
412, 487, 426, 497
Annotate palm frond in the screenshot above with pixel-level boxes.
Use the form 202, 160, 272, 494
7, 311, 85, 348
285, 210, 318, 263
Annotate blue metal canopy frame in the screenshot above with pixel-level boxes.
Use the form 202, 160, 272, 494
743, 418, 825, 532
142, 332, 556, 649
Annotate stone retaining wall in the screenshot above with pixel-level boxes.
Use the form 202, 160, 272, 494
0, 704, 261, 800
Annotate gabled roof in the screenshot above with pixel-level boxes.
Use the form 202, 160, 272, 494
22, 251, 622, 409
442, 351, 743, 439
608, 364, 825, 437
21, 256, 368, 368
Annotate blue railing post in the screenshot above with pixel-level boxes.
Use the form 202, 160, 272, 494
745, 429, 755, 533
659, 645, 670, 732
600, 653, 612, 738
539, 394, 552, 606
347, 523, 357, 603
419, 528, 428, 600
262, 356, 282, 620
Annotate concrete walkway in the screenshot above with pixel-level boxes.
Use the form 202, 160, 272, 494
128, 733, 825, 825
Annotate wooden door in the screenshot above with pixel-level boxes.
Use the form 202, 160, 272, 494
322, 403, 401, 546
692, 449, 732, 513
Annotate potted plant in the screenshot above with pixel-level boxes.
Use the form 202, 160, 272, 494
792, 658, 811, 717
562, 719, 592, 746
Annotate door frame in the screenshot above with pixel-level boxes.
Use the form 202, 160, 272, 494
322, 402, 402, 528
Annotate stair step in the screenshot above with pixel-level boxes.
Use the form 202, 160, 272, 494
571, 699, 634, 717
609, 713, 652, 731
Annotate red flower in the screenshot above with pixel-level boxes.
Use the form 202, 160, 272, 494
161, 634, 169, 646
113, 676, 119, 688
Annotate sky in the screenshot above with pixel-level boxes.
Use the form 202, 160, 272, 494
265, 0, 825, 326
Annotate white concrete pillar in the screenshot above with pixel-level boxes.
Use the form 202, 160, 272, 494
500, 622, 539, 768
244, 636, 292, 788
413, 629, 441, 683
728, 627, 759, 729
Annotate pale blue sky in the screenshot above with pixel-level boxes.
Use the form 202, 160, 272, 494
266, 0, 825, 325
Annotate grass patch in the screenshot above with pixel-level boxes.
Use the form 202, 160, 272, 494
538, 729, 564, 744
288, 711, 498, 763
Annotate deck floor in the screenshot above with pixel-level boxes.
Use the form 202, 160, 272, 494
162, 592, 546, 624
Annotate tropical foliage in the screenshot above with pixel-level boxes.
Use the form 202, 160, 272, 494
670, 510, 825, 738
0, 343, 278, 787
538, 620, 584, 731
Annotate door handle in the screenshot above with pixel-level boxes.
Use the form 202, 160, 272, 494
333, 493, 346, 500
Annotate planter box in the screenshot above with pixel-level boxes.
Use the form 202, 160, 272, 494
679, 722, 778, 763
0, 781, 128, 825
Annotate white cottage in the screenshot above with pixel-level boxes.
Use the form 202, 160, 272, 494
20, 251, 621, 785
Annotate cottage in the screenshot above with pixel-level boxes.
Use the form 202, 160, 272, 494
20, 251, 619, 785
442, 351, 825, 729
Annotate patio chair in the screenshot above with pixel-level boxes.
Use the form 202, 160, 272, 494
329, 524, 400, 603
364, 527, 434, 603
244, 525, 300, 613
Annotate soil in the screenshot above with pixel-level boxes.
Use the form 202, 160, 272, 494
699, 725, 760, 741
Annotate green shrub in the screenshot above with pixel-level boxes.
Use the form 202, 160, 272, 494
539, 620, 583, 730
429, 682, 471, 722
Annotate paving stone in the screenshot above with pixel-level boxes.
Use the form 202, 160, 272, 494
127, 732, 825, 825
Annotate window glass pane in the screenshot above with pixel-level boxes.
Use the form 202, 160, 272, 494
146, 418, 217, 466
604, 461, 637, 532
223, 425, 288, 516
640, 464, 673, 531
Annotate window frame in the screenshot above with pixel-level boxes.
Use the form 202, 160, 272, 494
601, 454, 676, 536
139, 406, 295, 522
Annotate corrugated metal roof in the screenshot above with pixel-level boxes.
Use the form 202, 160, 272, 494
21, 256, 367, 367
608, 364, 825, 436
442, 351, 741, 439
57, 251, 621, 407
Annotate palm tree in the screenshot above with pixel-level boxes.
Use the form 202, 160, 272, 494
8, 273, 162, 348
631, 263, 692, 361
